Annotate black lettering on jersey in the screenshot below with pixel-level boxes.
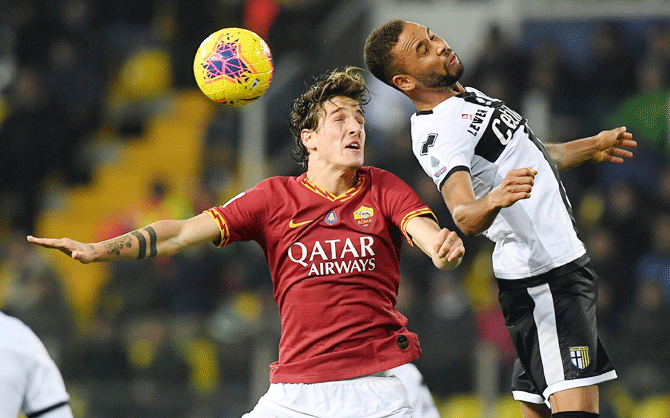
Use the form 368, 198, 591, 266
461, 93, 525, 162
467, 109, 488, 136
420, 133, 438, 155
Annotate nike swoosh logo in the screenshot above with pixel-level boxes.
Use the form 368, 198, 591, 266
289, 219, 314, 228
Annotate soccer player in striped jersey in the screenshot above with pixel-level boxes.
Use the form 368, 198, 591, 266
28, 67, 463, 418
365, 19, 637, 418
0, 312, 74, 418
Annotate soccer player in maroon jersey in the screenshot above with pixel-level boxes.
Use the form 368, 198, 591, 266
27, 67, 464, 417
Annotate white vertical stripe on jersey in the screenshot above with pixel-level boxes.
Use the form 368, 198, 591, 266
527, 284, 564, 387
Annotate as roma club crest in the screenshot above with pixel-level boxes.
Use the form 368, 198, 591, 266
570, 346, 590, 370
353, 206, 374, 228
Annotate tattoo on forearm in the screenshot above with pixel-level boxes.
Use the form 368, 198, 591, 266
131, 231, 146, 259
144, 226, 158, 258
548, 146, 566, 169
105, 235, 133, 256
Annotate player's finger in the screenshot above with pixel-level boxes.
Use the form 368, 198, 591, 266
448, 244, 464, 262
610, 147, 633, 158
26, 236, 60, 247
433, 228, 449, 254
437, 230, 455, 258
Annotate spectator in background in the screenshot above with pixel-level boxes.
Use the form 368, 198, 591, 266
642, 20, 670, 85
618, 279, 670, 399
585, 21, 639, 126
636, 212, 670, 305
465, 24, 529, 111
0, 231, 75, 352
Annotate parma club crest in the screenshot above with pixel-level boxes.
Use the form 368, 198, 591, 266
570, 346, 590, 369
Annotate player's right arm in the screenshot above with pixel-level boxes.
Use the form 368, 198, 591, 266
442, 168, 536, 237
26, 213, 220, 264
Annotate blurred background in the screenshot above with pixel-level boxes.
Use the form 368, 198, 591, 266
1, 0, 669, 416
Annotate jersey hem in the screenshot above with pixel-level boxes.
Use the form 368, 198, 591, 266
494, 252, 589, 283
269, 352, 421, 384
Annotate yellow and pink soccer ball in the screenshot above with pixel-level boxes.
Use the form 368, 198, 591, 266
193, 28, 273, 107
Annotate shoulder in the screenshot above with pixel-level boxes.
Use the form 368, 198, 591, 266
245, 176, 298, 199
362, 167, 406, 186
0, 313, 45, 355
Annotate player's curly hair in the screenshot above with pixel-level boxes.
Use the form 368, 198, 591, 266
364, 19, 406, 90
289, 67, 369, 172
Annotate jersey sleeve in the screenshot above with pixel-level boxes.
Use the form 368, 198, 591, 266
204, 180, 270, 247
413, 120, 475, 191
374, 169, 437, 245
17, 321, 73, 418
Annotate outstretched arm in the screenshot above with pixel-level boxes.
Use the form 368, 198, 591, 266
442, 168, 537, 237
544, 126, 636, 171
406, 216, 464, 270
27, 213, 220, 264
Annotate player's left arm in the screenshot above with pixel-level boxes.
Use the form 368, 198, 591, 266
405, 216, 464, 270
544, 126, 636, 171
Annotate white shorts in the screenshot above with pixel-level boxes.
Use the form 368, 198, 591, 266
242, 371, 413, 418
390, 364, 440, 418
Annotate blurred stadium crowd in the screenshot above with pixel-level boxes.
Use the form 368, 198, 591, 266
1, 0, 669, 417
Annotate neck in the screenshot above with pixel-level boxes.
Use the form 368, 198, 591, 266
410, 82, 465, 112
305, 164, 359, 196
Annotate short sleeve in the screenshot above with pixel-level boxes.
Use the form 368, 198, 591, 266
3, 317, 73, 418
374, 169, 437, 245
23, 351, 73, 418
204, 180, 271, 247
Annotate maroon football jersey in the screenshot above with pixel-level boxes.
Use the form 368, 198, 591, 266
205, 167, 436, 383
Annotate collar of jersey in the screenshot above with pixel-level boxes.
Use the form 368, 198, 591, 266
300, 173, 366, 202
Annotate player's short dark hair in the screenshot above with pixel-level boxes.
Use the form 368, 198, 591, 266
364, 19, 406, 90
289, 67, 368, 171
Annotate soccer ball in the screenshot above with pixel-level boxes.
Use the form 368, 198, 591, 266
193, 28, 273, 107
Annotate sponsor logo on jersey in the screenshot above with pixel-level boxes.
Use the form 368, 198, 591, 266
430, 156, 440, 168
461, 113, 473, 120
353, 206, 374, 228
324, 211, 338, 225
467, 109, 488, 136
289, 219, 314, 228
570, 346, 590, 369
287, 236, 376, 276
491, 104, 522, 145
434, 166, 447, 178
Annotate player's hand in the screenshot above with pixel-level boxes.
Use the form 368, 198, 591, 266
591, 126, 637, 164
490, 167, 537, 208
26, 235, 96, 264
432, 228, 464, 270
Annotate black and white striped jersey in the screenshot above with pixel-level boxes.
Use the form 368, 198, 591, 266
410, 87, 588, 280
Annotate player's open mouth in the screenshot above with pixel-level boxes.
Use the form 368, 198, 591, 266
345, 142, 360, 150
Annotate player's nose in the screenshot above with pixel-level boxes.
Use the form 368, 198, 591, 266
347, 118, 362, 136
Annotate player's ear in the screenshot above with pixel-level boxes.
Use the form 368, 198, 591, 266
392, 74, 415, 92
301, 129, 316, 150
